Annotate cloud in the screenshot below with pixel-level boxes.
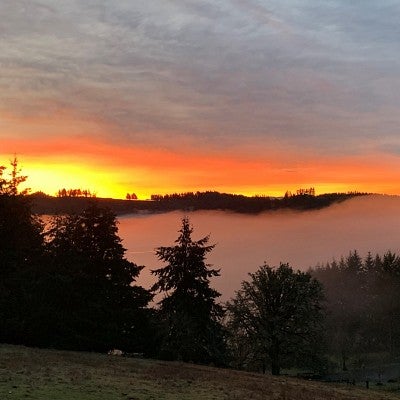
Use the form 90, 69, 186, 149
1, 0, 400, 159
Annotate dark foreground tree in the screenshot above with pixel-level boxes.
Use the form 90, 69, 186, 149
0, 158, 43, 277
0, 158, 45, 344
41, 202, 152, 352
152, 217, 224, 364
226, 263, 325, 375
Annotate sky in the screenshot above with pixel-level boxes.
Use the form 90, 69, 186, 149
1, 0, 400, 199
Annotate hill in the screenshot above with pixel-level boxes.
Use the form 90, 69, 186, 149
30, 191, 368, 215
0, 344, 398, 400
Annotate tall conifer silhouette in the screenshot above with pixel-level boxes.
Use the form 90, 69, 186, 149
152, 217, 223, 363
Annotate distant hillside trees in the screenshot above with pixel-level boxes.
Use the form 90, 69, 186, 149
311, 250, 400, 369
57, 188, 96, 198
226, 264, 325, 375
151, 217, 225, 364
126, 193, 138, 200
296, 187, 315, 196
31, 190, 370, 216
148, 190, 367, 213
283, 187, 316, 197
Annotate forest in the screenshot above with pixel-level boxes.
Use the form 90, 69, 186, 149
1, 159, 399, 380
30, 188, 369, 216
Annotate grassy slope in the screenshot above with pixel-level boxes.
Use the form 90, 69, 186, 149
0, 344, 399, 400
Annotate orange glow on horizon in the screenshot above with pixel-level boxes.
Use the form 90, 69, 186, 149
2, 135, 400, 199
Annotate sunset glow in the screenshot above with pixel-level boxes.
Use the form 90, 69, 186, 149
2, 1, 400, 198
2, 134, 400, 199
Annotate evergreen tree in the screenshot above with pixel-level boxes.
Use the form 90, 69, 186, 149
311, 253, 369, 371
374, 251, 400, 357
0, 158, 45, 344
311, 250, 400, 367
43, 202, 152, 351
0, 158, 42, 278
345, 250, 363, 273
151, 217, 224, 363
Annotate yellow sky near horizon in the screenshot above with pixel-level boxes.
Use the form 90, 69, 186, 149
2, 133, 400, 200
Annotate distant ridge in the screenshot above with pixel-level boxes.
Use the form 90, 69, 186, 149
30, 191, 370, 215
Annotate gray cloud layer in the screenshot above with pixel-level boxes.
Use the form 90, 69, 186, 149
1, 0, 400, 154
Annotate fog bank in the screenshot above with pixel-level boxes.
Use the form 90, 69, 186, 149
118, 195, 400, 301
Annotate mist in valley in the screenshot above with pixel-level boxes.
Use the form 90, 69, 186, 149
119, 195, 400, 301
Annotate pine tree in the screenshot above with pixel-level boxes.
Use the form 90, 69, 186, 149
0, 158, 45, 344
44, 202, 152, 351
152, 217, 224, 363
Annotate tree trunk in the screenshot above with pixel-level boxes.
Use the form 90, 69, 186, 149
389, 309, 394, 360
341, 350, 347, 371
270, 344, 281, 375
271, 360, 280, 375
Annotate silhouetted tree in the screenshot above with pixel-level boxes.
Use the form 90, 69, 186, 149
0, 158, 45, 344
43, 202, 152, 351
57, 188, 95, 198
151, 217, 224, 363
126, 193, 137, 200
226, 263, 325, 375
57, 188, 67, 197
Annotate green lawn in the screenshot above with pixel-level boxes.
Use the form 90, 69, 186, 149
0, 344, 399, 400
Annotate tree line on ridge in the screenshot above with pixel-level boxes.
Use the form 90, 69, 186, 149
31, 188, 369, 216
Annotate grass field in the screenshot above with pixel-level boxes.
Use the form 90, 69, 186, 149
0, 344, 399, 400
